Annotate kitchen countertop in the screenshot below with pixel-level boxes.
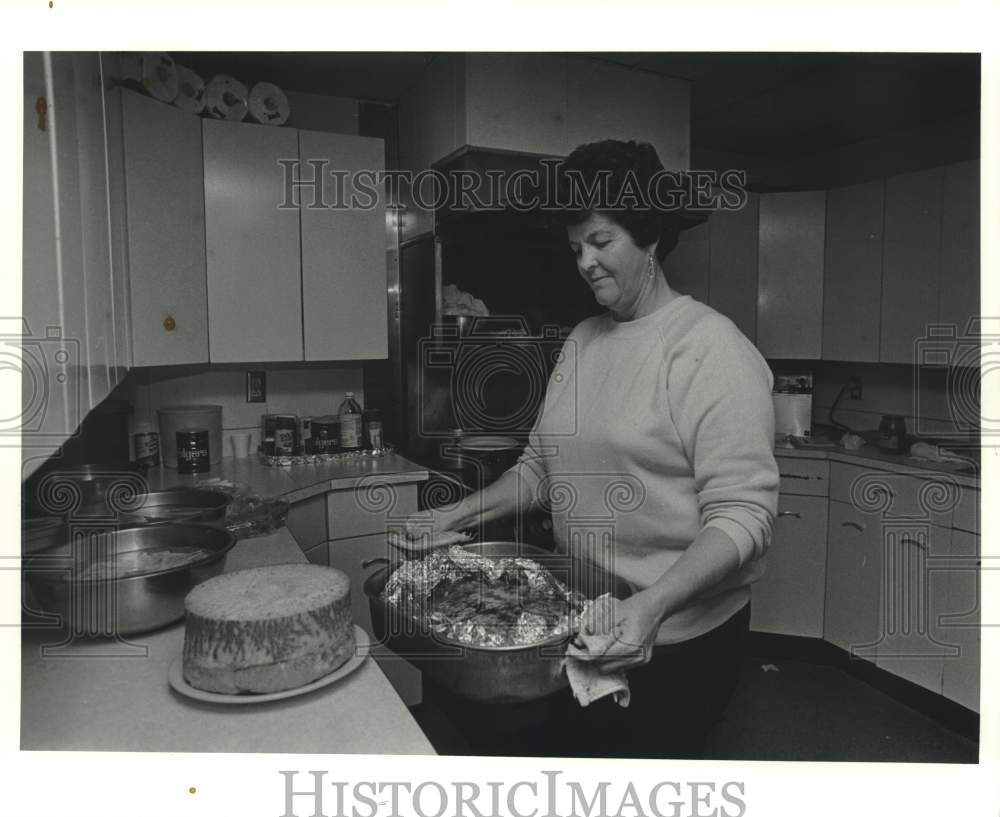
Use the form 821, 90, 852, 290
19, 526, 436, 755
773, 441, 980, 489
138, 452, 430, 504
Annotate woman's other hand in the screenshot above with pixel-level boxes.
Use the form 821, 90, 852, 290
570, 590, 664, 674
386, 503, 473, 554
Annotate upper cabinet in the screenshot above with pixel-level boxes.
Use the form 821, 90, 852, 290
708, 192, 759, 343
120, 89, 209, 367
756, 191, 826, 359
399, 55, 691, 172
822, 180, 884, 362
299, 130, 388, 361
203, 119, 304, 363
938, 159, 980, 337
880, 167, 944, 365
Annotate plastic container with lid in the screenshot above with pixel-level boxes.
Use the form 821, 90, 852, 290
157, 405, 222, 468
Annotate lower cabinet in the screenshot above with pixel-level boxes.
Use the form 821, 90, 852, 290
941, 529, 981, 712
750, 493, 828, 637
824, 500, 883, 656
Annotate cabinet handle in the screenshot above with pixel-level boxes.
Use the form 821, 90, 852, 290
779, 473, 823, 481
900, 536, 926, 550
842, 521, 866, 532
163, 316, 177, 332
777, 511, 801, 519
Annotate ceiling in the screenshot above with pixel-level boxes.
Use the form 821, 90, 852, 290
175, 51, 980, 163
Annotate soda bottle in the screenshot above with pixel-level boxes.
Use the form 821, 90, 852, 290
338, 392, 363, 451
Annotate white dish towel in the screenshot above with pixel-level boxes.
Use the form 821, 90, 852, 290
562, 594, 631, 708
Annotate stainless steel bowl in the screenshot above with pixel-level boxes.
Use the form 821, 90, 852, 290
25, 523, 237, 635
364, 541, 631, 704
24, 462, 145, 515
22, 516, 67, 554
83, 487, 231, 529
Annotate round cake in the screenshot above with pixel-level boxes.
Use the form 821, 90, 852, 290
182, 563, 355, 694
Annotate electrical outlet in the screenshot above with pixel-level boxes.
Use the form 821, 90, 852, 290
246, 371, 266, 403
849, 377, 863, 400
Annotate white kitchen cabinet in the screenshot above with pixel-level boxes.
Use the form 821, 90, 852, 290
756, 191, 826, 359
750, 493, 829, 637
940, 528, 980, 712
708, 193, 759, 343
120, 89, 209, 366
880, 167, 944, 364
822, 180, 884, 362
299, 130, 388, 361
663, 222, 710, 303
824, 500, 883, 657
874, 524, 952, 694
203, 119, 303, 363
938, 160, 980, 337
21, 53, 127, 477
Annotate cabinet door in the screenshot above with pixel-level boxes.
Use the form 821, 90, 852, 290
299, 130, 388, 361
663, 222, 709, 303
938, 160, 980, 337
880, 167, 943, 364
709, 193, 758, 342
874, 524, 952, 694
756, 192, 825, 358
822, 180, 884, 362
824, 500, 882, 657
941, 529, 980, 712
203, 119, 302, 362
750, 494, 828, 637
121, 89, 209, 366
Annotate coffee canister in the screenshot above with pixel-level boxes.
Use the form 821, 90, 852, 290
176, 429, 210, 474
274, 414, 298, 455
311, 415, 340, 453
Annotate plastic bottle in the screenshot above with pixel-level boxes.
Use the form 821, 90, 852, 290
338, 392, 363, 451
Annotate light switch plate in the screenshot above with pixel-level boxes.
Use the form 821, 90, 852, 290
246, 371, 266, 403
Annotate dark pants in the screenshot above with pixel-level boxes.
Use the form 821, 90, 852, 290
543, 603, 751, 759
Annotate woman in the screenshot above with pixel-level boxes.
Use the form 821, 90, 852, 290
398, 140, 779, 759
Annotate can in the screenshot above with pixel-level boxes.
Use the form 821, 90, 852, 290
176, 429, 210, 474
311, 415, 340, 453
274, 414, 297, 455
367, 420, 383, 450
134, 430, 160, 467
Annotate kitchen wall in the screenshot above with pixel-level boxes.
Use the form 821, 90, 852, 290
771, 360, 979, 442
113, 363, 365, 459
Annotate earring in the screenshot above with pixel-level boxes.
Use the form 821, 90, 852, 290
647, 254, 655, 278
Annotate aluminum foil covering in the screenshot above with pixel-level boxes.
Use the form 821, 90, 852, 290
382, 546, 584, 648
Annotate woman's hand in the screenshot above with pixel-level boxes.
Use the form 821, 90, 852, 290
570, 590, 665, 674
386, 502, 474, 554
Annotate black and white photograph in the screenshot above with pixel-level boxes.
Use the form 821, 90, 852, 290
5, 17, 998, 817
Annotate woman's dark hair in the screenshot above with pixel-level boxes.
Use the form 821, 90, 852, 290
554, 139, 682, 260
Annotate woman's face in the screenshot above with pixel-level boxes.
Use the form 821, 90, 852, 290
566, 212, 653, 318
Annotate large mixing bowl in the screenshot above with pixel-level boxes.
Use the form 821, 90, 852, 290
25, 523, 237, 635
79, 487, 231, 529
364, 541, 631, 704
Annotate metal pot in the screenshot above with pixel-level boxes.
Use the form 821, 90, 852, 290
363, 541, 631, 704
24, 462, 145, 517
445, 433, 524, 491
25, 523, 237, 635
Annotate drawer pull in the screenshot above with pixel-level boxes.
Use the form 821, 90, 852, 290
163, 316, 177, 332
899, 536, 926, 550
842, 521, 866, 532
777, 511, 801, 519
779, 472, 822, 481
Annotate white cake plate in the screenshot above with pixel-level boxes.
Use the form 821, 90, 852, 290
168, 625, 370, 705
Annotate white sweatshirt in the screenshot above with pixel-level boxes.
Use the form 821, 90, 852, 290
515, 294, 779, 644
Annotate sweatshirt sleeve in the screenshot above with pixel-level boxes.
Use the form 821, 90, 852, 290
665, 315, 779, 567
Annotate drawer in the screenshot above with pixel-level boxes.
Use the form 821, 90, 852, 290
830, 463, 956, 527
776, 456, 829, 496
952, 485, 979, 533
326, 481, 419, 540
